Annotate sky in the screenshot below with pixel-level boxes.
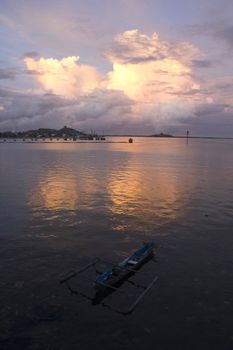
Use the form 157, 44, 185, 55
0, 0, 233, 136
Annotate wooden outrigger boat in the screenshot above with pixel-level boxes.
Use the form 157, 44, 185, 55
94, 242, 154, 293
93, 242, 154, 304
60, 242, 158, 314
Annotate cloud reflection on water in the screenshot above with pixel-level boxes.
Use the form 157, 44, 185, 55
29, 169, 79, 212
27, 140, 196, 234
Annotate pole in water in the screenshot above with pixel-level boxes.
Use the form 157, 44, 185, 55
186, 130, 189, 144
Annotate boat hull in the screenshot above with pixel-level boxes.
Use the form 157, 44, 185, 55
93, 243, 154, 303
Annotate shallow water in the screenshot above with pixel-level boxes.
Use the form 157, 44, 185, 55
0, 137, 233, 349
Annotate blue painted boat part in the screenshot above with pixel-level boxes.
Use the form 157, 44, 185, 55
95, 242, 154, 287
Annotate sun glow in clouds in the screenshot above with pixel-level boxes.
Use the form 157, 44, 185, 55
24, 55, 101, 98
106, 30, 200, 104
23, 29, 204, 127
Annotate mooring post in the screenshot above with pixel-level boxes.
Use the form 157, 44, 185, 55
186, 130, 190, 144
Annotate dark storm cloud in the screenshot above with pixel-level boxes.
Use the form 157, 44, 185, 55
195, 103, 229, 116
0, 87, 72, 128
167, 102, 233, 137
54, 89, 135, 132
1, 85, 233, 136
0, 87, 134, 131
191, 105, 233, 137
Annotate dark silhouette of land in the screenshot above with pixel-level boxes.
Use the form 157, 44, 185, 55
0, 126, 86, 139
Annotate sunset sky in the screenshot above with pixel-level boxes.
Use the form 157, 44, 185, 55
0, 0, 233, 136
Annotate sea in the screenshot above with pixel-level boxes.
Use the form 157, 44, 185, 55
0, 137, 232, 349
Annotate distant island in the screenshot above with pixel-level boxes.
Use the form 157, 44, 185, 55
150, 133, 173, 137
0, 126, 99, 140
0, 126, 175, 140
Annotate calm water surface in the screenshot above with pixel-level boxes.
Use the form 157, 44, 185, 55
1, 137, 232, 242
0, 137, 233, 350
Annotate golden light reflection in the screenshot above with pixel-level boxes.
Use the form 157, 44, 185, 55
107, 166, 178, 219
28, 164, 100, 214
29, 169, 79, 211
27, 140, 197, 233
106, 140, 197, 230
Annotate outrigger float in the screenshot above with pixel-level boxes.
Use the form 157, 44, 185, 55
60, 242, 158, 315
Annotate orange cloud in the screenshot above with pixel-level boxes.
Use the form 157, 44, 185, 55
106, 30, 200, 103
23, 29, 205, 125
106, 59, 199, 102
24, 56, 101, 98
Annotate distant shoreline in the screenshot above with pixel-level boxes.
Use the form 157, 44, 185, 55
105, 135, 233, 140
1, 135, 233, 141
1, 126, 232, 140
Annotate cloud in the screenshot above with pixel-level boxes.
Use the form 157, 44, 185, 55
0, 87, 67, 127
216, 24, 233, 48
0, 68, 17, 80
202, 76, 233, 106
106, 57, 200, 101
188, 20, 233, 50
184, 103, 233, 137
0, 65, 43, 79
23, 31, 202, 112
106, 29, 200, 65
0, 86, 134, 132
191, 59, 212, 68
24, 56, 102, 98
105, 30, 202, 127
21, 51, 40, 59
1, 28, 232, 135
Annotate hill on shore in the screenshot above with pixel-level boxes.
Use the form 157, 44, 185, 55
0, 126, 87, 138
